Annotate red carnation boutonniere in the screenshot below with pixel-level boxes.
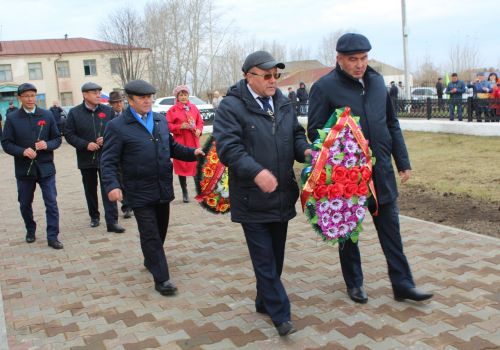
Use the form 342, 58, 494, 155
92, 112, 107, 162
27, 119, 47, 175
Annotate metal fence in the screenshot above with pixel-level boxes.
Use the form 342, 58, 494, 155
394, 98, 500, 122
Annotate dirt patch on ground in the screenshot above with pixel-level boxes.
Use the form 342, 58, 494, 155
398, 184, 500, 238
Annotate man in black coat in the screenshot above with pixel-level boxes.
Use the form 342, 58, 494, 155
6, 101, 18, 116
64, 82, 125, 233
296, 82, 309, 115
100, 79, 203, 296
1, 83, 63, 249
49, 101, 65, 135
435, 77, 444, 111
213, 51, 311, 336
308, 33, 432, 304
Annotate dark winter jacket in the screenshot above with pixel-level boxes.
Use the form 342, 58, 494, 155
445, 80, 466, 99
49, 105, 65, 125
100, 107, 196, 208
389, 84, 399, 98
307, 64, 411, 205
296, 84, 309, 102
64, 102, 115, 169
213, 80, 310, 223
435, 81, 444, 97
1, 107, 61, 179
6, 106, 18, 115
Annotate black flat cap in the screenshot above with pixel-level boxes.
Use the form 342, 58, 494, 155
242, 51, 285, 73
81, 82, 102, 92
124, 80, 156, 96
336, 33, 372, 54
109, 91, 124, 102
17, 83, 37, 95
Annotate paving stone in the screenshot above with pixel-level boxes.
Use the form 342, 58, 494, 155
1, 144, 499, 349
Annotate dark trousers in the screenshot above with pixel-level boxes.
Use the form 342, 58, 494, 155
133, 203, 171, 283
241, 222, 290, 326
338, 201, 414, 290
17, 174, 59, 240
449, 99, 463, 120
80, 168, 118, 225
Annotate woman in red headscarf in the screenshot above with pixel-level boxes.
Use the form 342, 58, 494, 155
166, 85, 204, 202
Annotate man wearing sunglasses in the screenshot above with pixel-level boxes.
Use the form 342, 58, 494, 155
213, 51, 311, 336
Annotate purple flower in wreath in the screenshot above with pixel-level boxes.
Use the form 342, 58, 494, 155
331, 212, 343, 224
359, 154, 367, 165
326, 226, 339, 239
318, 200, 331, 213
358, 196, 367, 206
344, 140, 359, 154
338, 223, 349, 237
346, 220, 357, 231
320, 214, 331, 228
354, 205, 366, 220
344, 210, 353, 221
331, 198, 343, 211
343, 154, 357, 168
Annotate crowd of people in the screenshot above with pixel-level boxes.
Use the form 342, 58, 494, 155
2, 33, 436, 337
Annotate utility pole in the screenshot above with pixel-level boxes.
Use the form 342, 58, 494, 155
401, 0, 410, 99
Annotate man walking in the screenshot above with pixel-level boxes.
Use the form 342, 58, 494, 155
308, 33, 433, 304
108, 91, 133, 219
213, 51, 311, 336
101, 80, 203, 296
65, 82, 125, 233
435, 77, 444, 111
49, 101, 65, 135
1, 83, 63, 249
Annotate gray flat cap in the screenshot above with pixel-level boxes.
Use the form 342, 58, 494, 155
17, 83, 37, 95
81, 82, 102, 92
124, 80, 156, 96
336, 33, 372, 54
242, 51, 285, 73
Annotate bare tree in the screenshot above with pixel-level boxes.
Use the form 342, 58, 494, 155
100, 7, 150, 86
317, 29, 356, 66
413, 56, 441, 86
448, 40, 481, 81
288, 45, 312, 62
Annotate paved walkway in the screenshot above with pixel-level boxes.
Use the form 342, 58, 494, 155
0, 143, 499, 350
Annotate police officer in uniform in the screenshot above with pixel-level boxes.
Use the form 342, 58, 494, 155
1, 83, 63, 249
100, 79, 204, 296
65, 82, 125, 233
308, 33, 433, 304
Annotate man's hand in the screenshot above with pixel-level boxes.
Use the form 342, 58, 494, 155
195, 129, 202, 137
96, 137, 104, 146
87, 142, 100, 151
254, 169, 278, 193
181, 122, 190, 129
108, 188, 123, 202
194, 148, 205, 156
23, 148, 37, 159
35, 140, 47, 151
399, 169, 411, 184
304, 148, 312, 157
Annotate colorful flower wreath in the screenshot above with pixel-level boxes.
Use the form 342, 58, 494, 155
301, 107, 377, 245
195, 135, 230, 214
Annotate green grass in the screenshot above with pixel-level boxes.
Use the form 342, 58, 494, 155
203, 131, 500, 203
401, 131, 500, 203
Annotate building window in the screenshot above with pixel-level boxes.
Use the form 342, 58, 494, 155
56, 61, 70, 78
60, 92, 73, 107
36, 93, 47, 109
110, 58, 122, 75
28, 62, 43, 80
83, 59, 97, 76
0, 64, 13, 82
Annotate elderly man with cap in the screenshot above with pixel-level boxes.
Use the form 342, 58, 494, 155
308, 33, 433, 304
108, 91, 133, 218
100, 79, 204, 296
213, 51, 311, 336
1, 83, 63, 249
65, 82, 125, 233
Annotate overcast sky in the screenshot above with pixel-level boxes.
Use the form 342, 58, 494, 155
1, 0, 498, 72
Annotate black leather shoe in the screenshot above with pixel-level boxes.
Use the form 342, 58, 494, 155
182, 189, 189, 203
275, 321, 297, 336
26, 233, 36, 243
48, 240, 64, 250
394, 287, 433, 302
107, 223, 125, 233
155, 280, 178, 296
123, 209, 133, 219
347, 286, 368, 304
90, 218, 100, 227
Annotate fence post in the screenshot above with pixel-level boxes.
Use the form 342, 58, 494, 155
467, 97, 473, 122
426, 98, 432, 119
